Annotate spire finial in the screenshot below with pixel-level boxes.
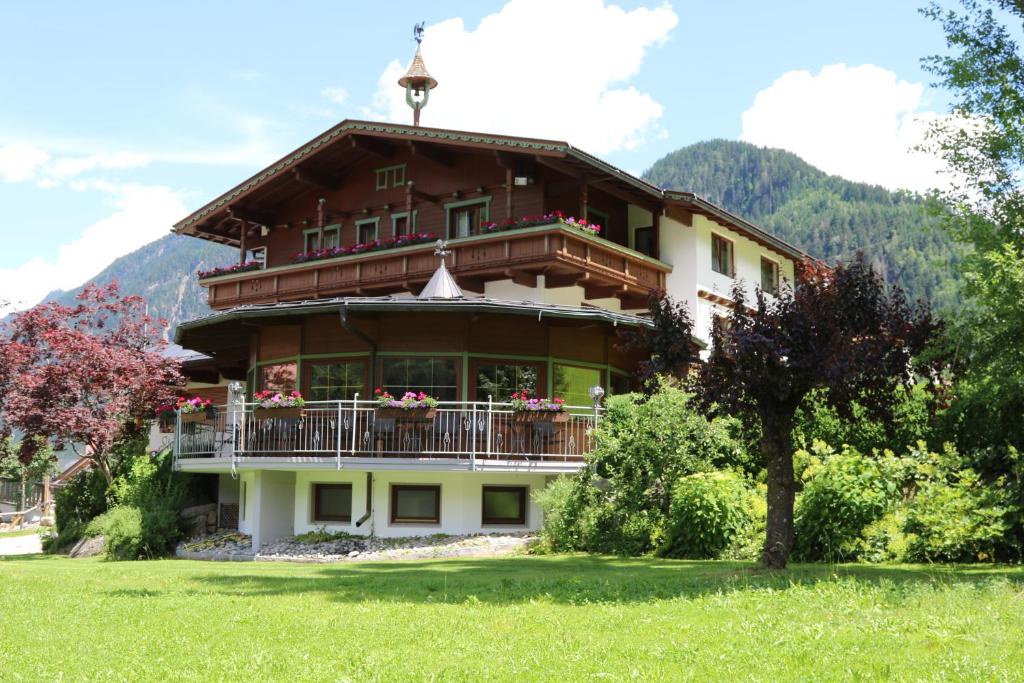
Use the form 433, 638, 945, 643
434, 239, 450, 262
398, 22, 437, 126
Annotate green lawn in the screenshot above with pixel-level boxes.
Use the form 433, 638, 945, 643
1, 555, 1022, 681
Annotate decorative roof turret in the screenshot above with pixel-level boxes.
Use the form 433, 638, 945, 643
418, 240, 463, 299
398, 22, 437, 126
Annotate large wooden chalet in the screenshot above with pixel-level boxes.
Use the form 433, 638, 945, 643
168, 50, 806, 548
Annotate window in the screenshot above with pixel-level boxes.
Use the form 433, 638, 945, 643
711, 233, 734, 277
391, 211, 417, 237
482, 486, 527, 525
553, 364, 602, 410
474, 362, 539, 402
307, 361, 364, 402
313, 483, 352, 522
609, 372, 632, 396
761, 257, 780, 296
355, 218, 380, 244
375, 164, 406, 190
260, 362, 297, 393
303, 226, 341, 253
634, 226, 656, 257
382, 357, 458, 401
446, 199, 490, 239
391, 484, 440, 524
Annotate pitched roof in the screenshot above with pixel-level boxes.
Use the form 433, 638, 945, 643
172, 119, 808, 261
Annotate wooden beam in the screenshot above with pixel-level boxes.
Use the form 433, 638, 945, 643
408, 182, 440, 204
227, 205, 273, 227
350, 135, 395, 159
505, 168, 514, 219
579, 182, 589, 221
545, 272, 587, 288
409, 141, 453, 168
534, 154, 583, 180
590, 179, 658, 209
584, 283, 625, 300
505, 268, 536, 288
292, 166, 339, 191
495, 151, 519, 171
238, 219, 247, 265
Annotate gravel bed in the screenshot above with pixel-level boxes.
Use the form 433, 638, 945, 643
177, 531, 534, 563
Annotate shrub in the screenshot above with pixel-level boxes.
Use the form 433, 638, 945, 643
794, 442, 893, 562
532, 475, 592, 553
87, 506, 144, 560
857, 509, 909, 563
54, 468, 108, 534
660, 471, 754, 559
903, 467, 1017, 563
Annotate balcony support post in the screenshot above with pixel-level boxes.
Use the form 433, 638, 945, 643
336, 400, 344, 470
349, 393, 360, 457
238, 219, 248, 266
174, 409, 181, 470
486, 396, 493, 459
470, 401, 478, 471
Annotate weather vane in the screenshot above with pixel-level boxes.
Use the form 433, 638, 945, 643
434, 239, 450, 263
399, 22, 437, 126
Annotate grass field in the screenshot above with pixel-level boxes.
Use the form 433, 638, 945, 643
1, 554, 1022, 681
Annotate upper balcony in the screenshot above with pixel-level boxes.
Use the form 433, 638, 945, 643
198, 223, 671, 310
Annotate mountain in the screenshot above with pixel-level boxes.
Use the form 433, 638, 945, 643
643, 140, 963, 310
40, 235, 233, 340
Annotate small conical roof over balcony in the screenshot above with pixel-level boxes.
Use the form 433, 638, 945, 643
418, 259, 463, 299
398, 44, 438, 93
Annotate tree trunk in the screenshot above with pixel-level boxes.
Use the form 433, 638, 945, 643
761, 413, 796, 569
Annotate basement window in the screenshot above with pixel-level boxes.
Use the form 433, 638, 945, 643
391, 485, 440, 524
313, 483, 352, 523
482, 486, 527, 525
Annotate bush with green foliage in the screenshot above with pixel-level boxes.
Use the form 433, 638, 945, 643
660, 471, 756, 559
902, 446, 1020, 563
794, 442, 895, 562
535, 383, 749, 555
54, 468, 108, 537
793, 385, 938, 456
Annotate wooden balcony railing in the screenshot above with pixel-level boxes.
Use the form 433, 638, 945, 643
199, 224, 671, 309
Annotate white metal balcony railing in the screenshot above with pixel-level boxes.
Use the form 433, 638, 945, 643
173, 399, 602, 466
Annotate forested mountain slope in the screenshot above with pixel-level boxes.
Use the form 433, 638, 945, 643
40, 235, 232, 340
644, 139, 962, 310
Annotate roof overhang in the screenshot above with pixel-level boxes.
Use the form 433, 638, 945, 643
174, 295, 655, 357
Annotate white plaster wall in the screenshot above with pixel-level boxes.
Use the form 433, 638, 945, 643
253, 470, 296, 549
237, 471, 256, 536
484, 278, 624, 313
291, 469, 549, 538
658, 215, 698, 312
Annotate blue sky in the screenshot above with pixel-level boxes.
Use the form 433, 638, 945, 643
0, 0, 958, 308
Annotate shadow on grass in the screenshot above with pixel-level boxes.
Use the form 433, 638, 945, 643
169, 554, 1024, 605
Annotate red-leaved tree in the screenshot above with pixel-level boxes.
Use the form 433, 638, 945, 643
0, 283, 182, 482
698, 256, 940, 569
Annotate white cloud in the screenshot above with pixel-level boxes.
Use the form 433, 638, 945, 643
367, 0, 677, 154
0, 143, 50, 182
49, 151, 151, 180
321, 86, 349, 105
0, 183, 187, 311
740, 63, 948, 193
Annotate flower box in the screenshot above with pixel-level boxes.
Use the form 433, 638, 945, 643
375, 407, 437, 423
512, 411, 570, 424
253, 407, 305, 420
181, 412, 213, 424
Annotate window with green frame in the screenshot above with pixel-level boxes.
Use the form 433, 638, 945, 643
356, 218, 380, 244
391, 211, 417, 237
609, 372, 632, 396
587, 207, 610, 233
475, 363, 538, 402
553, 364, 602, 409
307, 361, 364, 401
375, 164, 406, 190
446, 199, 490, 239
260, 362, 297, 393
382, 357, 458, 401
303, 226, 341, 253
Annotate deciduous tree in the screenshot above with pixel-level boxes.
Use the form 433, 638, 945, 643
0, 283, 182, 483
697, 257, 939, 568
